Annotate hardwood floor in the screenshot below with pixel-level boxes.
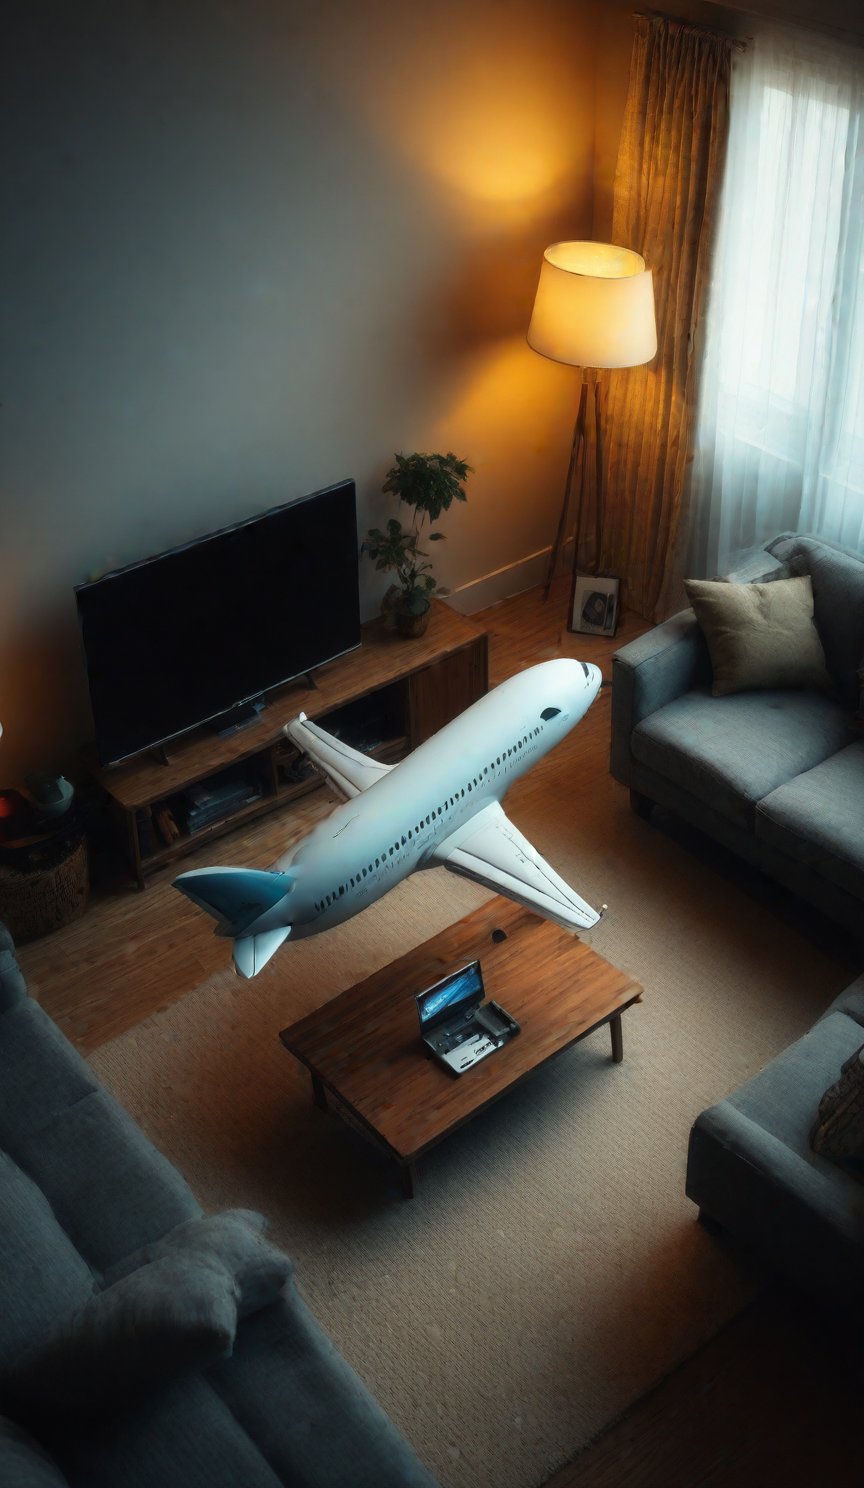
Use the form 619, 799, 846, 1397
15, 578, 863, 1487
544, 1285, 862, 1488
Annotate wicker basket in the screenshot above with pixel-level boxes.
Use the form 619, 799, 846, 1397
0, 835, 90, 941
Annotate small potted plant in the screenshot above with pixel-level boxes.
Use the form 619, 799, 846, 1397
362, 451, 472, 637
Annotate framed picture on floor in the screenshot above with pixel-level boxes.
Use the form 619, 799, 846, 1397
569, 574, 620, 637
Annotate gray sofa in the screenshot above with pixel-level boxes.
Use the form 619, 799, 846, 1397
686, 974, 864, 1309
0, 923, 436, 1487
611, 532, 864, 937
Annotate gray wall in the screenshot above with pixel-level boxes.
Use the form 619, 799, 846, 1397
2, 0, 597, 777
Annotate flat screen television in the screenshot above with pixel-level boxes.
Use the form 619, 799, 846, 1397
76, 479, 361, 768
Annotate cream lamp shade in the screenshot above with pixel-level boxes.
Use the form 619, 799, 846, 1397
527, 241, 657, 369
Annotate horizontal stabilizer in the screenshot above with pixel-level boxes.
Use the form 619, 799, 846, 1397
283, 713, 394, 799
174, 866, 294, 936
233, 927, 292, 979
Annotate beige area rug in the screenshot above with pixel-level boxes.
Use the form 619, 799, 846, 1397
89, 725, 852, 1488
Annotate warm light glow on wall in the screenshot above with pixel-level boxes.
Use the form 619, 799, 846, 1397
360, 42, 587, 215
426, 333, 578, 584
417, 93, 573, 206
433, 336, 554, 447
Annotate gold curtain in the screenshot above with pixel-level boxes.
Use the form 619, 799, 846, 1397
598, 15, 733, 620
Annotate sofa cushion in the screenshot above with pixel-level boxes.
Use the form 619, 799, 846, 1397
767, 534, 864, 707
61, 1375, 286, 1488
0, 1151, 96, 1369
9, 1254, 239, 1431
755, 741, 864, 902
811, 1044, 864, 1178
0, 1415, 69, 1487
684, 575, 830, 697
105, 1210, 292, 1319
61, 1299, 440, 1488
631, 687, 855, 830
10, 1088, 201, 1275
0, 923, 27, 1013
0, 999, 99, 1149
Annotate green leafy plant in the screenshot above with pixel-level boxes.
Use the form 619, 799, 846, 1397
362, 452, 472, 628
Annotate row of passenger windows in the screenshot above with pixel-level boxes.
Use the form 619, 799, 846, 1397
314, 713, 558, 914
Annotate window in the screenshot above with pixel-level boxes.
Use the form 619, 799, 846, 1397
541, 707, 560, 721
691, 28, 864, 571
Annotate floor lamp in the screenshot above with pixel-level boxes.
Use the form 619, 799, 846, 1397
527, 242, 656, 604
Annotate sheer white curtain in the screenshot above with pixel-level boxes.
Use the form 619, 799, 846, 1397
688, 27, 864, 577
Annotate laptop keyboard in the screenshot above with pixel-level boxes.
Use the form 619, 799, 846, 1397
438, 1020, 478, 1052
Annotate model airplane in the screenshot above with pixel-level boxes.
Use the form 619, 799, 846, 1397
174, 657, 605, 977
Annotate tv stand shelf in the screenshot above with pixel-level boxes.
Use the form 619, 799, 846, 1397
88, 602, 488, 889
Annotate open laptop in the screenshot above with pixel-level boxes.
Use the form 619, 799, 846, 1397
416, 959, 519, 1076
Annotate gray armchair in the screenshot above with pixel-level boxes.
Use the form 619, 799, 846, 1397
686, 975, 864, 1309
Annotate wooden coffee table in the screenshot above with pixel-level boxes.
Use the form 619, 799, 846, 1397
279, 897, 643, 1196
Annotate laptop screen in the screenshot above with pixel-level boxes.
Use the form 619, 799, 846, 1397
416, 960, 484, 1030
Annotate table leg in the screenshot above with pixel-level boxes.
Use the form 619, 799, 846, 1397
610, 1014, 624, 1063
400, 1162, 417, 1200
310, 1072, 327, 1110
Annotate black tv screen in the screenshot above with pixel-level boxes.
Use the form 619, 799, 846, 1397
76, 479, 361, 767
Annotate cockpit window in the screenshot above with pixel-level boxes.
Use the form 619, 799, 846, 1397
540, 707, 560, 721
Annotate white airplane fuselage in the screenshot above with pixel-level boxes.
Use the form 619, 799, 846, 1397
252, 657, 600, 940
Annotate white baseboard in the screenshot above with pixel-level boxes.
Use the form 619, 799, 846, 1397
445, 540, 573, 615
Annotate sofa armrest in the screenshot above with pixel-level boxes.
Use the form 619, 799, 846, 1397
687, 1101, 864, 1305
689, 1102, 864, 1239
610, 610, 710, 783
719, 543, 788, 584
823, 973, 864, 1030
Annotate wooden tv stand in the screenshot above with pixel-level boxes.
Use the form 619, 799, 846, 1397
88, 601, 488, 889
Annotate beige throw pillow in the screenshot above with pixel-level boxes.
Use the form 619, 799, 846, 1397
684, 575, 831, 697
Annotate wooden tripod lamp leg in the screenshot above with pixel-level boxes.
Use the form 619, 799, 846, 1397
542, 374, 588, 601
593, 372, 605, 570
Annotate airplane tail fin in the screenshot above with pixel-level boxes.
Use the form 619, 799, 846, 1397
174, 866, 297, 979
173, 866, 295, 937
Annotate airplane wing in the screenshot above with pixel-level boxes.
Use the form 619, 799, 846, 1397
429, 801, 603, 931
283, 713, 395, 800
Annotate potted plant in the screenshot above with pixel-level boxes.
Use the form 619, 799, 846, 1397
362, 451, 472, 637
